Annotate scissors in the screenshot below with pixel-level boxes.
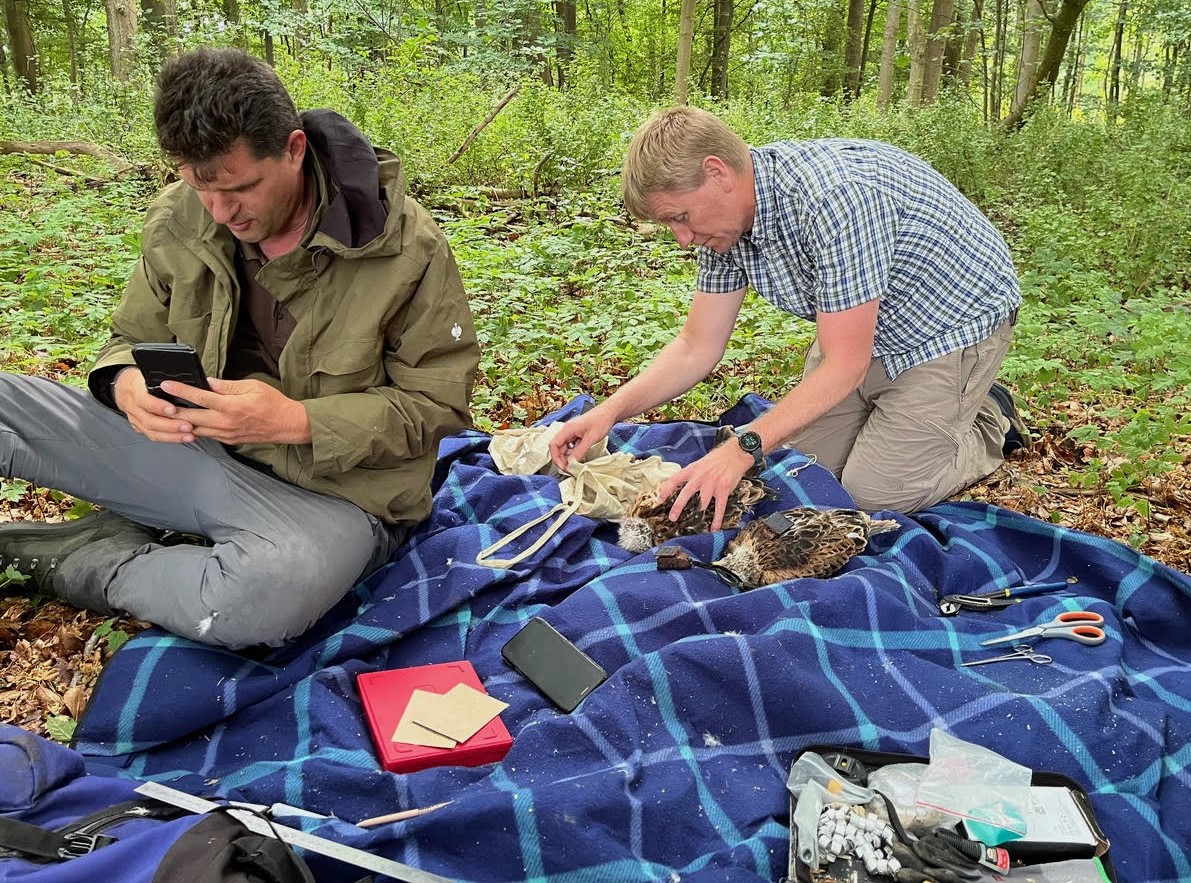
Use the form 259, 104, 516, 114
980, 611, 1107, 647
962, 644, 1053, 666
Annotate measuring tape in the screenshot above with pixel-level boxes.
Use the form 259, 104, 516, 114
135, 781, 453, 883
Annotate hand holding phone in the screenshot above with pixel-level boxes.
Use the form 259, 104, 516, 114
501, 617, 608, 713
132, 343, 212, 408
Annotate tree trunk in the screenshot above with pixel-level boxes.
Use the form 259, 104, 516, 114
223, 0, 247, 46
906, 0, 926, 106
59, 0, 82, 86
858, 0, 879, 92
921, 0, 955, 102
1010, 0, 1044, 114
877, 0, 902, 109
290, 0, 308, 58
1060, 9, 1084, 112
1126, 26, 1145, 96
709, 0, 733, 98
674, 0, 697, 103
986, 0, 1005, 120
819, 5, 844, 97
555, 0, 576, 88
1004, 0, 1092, 129
842, 0, 867, 99
141, 0, 178, 62
3, 0, 39, 93
1160, 41, 1176, 99
105, 0, 138, 80
957, 0, 984, 87
942, 3, 963, 78
1107, 0, 1126, 109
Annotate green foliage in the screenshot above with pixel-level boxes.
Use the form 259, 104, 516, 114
0, 164, 147, 372
1, 564, 30, 592
93, 617, 132, 654
2, 72, 1189, 512
45, 715, 77, 744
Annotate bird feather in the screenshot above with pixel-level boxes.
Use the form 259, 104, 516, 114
712, 507, 899, 588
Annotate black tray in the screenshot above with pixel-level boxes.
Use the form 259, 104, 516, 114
784, 744, 1115, 883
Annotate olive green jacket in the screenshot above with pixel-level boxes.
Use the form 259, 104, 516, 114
89, 114, 479, 525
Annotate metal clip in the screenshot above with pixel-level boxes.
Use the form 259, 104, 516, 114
58, 832, 112, 858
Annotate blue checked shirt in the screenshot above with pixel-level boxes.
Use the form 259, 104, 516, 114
697, 140, 1021, 379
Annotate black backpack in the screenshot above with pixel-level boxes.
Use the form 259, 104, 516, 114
0, 722, 316, 883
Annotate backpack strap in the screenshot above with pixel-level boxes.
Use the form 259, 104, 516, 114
0, 815, 115, 860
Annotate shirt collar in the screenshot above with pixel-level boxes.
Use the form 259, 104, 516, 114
744, 146, 776, 247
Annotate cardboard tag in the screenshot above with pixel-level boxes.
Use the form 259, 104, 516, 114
392, 684, 509, 748
415, 683, 509, 743
392, 690, 458, 748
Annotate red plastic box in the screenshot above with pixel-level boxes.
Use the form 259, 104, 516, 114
356, 661, 513, 774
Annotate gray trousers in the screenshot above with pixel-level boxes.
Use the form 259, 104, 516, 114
0, 373, 402, 648
789, 317, 1014, 513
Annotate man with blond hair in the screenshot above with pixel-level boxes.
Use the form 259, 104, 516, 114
550, 106, 1027, 529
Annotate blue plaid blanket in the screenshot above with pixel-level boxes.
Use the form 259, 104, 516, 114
74, 396, 1191, 883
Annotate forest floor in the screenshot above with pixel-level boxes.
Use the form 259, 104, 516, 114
3, 404, 1190, 741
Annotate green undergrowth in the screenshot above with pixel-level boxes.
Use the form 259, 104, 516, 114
3, 78, 1190, 513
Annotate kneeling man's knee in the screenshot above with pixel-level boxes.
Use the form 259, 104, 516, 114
841, 471, 941, 514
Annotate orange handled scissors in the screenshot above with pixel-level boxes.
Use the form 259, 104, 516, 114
980, 610, 1107, 647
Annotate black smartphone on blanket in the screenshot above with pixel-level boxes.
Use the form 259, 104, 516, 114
132, 343, 212, 408
501, 617, 608, 713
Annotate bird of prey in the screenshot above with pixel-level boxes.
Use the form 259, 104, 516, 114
711, 507, 900, 589
617, 427, 773, 553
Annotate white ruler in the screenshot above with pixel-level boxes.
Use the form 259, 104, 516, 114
135, 781, 454, 883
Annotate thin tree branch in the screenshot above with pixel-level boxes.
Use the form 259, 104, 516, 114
447, 84, 522, 165
0, 139, 131, 171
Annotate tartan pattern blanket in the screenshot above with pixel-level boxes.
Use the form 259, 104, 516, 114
73, 395, 1191, 882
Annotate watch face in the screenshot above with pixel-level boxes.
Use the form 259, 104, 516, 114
733, 426, 762, 462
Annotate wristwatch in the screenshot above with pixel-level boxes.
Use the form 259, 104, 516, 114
734, 428, 764, 467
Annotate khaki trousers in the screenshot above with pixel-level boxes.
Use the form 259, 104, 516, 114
787, 317, 1014, 513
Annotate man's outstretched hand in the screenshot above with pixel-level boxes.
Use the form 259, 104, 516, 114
655, 441, 754, 532
548, 408, 616, 472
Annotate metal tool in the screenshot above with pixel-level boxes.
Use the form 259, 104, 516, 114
961, 644, 1053, 666
938, 580, 1073, 616
654, 545, 748, 589
980, 610, 1107, 647
135, 781, 453, 883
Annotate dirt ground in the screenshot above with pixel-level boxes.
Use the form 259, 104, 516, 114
3, 418, 1189, 741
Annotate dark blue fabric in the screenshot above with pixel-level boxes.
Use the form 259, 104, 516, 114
0, 723, 213, 882
72, 395, 1190, 883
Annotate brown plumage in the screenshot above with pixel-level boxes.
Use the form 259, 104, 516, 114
618, 427, 773, 553
712, 507, 900, 589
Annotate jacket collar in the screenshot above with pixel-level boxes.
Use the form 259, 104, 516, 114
301, 109, 388, 249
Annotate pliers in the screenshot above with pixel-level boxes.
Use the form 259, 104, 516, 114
938, 580, 1076, 616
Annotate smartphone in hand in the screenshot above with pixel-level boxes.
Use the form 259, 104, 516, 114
501, 617, 608, 713
131, 343, 212, 408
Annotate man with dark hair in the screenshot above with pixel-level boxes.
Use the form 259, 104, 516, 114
0, 48, 479, 648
